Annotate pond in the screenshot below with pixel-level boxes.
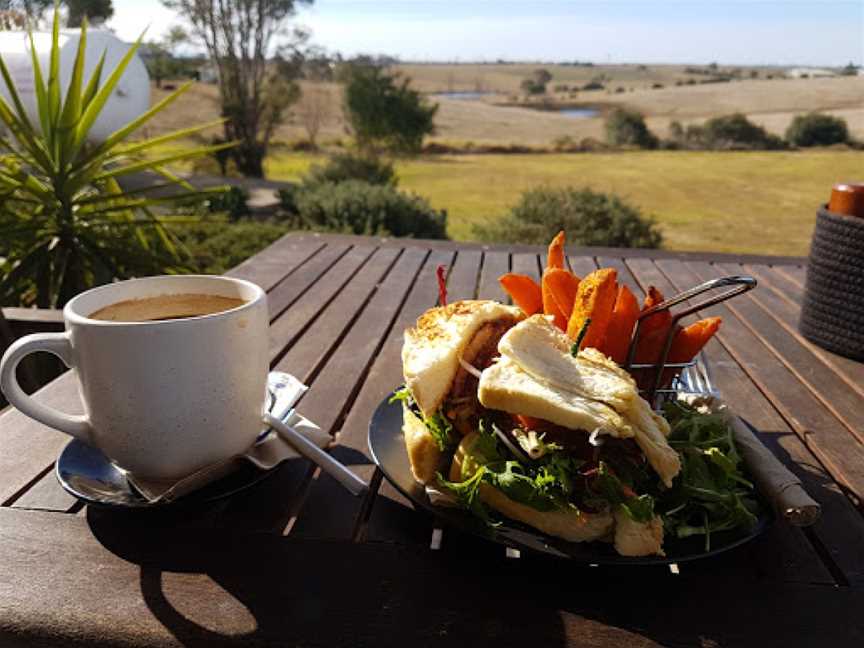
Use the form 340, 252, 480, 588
558, 108, 600, 119
434, 91, 497, 101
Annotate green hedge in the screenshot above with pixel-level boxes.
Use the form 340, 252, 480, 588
171, 220, 290, 274
785, 113, 849, 147
474, 186, 662, 248
303, 153, 397, 187
291, 180, 447, 239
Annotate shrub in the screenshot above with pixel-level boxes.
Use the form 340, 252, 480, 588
582, 80, 604, 91
207, 186, 250, 222
552, 135, 578, 152
303, 153, 397, 187
172, 220, 290, 274
473, 186, 662, 248
701, 113, 785, 149
293, 180, 447, 239
605, 108, 659, 149
520, 78, 546, 95
785, 112, 849, 147
278, 186, 299, 214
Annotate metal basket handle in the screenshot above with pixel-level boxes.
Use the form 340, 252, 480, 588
624, 275, 757, 402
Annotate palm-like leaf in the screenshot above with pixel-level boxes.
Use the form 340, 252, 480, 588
0, 7, 232, 308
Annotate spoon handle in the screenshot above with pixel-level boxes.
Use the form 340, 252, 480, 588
262, 413, 368, 497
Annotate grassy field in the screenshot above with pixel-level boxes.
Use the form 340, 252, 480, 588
265, 149, 863, 256
144, 73, 864, 147
395, 63, 782, 94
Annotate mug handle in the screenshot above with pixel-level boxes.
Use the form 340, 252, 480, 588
0, 332, 92, 443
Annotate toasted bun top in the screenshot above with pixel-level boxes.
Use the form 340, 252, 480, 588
402, 300, 522, 416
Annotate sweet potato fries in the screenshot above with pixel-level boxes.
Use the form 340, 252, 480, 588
498, 231, 721, 377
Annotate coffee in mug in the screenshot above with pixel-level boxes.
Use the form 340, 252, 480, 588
0, 275, 269, 480
90, 293, 247, 322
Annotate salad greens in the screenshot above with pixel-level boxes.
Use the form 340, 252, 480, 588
390, 387, 455, 451
658, 401, 759, 550
435, 400, 759, 548
439, 420, 580, 515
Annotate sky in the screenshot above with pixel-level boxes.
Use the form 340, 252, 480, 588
107, 1, 864, 66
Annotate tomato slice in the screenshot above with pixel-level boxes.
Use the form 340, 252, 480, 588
512, 414, 545, 430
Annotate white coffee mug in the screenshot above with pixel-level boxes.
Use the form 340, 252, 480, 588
0, 275, 269, 480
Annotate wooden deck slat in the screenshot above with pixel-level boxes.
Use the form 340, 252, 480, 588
477, 251, 509, 301
741, 263, 864, 393
0, 374, 83, 506
596, 256, 642, 295
288, 249, 452, 542
447, 249, 483, 299
647, 258, 864, 585
510, 252, 541, 280
266, 243, 351, 321
267, 246, 375, 362
273, 247, 400, 380
568, 254, 599, 278
744, 264, 805, 305
699, 263, 864, 448
9, 468, 78, 513
604, 258, 837, 585
776, 264, 807, 288
672, 260, 864, 508
226, 239, 326, 292
718, 262, 864, 395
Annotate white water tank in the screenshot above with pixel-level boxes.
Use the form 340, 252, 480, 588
0, 29, 150, 142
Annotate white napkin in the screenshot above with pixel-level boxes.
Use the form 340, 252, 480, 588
127, 372, 330, 503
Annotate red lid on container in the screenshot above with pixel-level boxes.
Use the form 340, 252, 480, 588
829, 183, 864, 218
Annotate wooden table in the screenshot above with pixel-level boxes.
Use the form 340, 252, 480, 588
2, 233, 863, 647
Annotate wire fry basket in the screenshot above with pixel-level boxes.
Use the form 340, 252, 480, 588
622, 275, 757, 410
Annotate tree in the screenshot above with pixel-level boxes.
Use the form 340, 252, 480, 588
164, 0, 310, 177
342, 61, 437, 156
840, 62, 859, 76
145, 25, 188, 88
532, 68, 552, 85
0, 0, 50, 27
294, 83, 330, 148
785, 112, 849, 147
66, 0, 112, 26
605, 108, 658, 149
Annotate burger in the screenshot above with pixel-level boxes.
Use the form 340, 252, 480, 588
396, 301, 682, 557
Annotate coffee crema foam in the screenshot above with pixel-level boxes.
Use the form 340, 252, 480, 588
89, 293, 247, 322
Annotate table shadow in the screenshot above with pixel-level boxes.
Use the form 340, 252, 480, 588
87, 501, 864, 648
83, 424, 864, 648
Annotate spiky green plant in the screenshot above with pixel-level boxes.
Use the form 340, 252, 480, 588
0, 7, 231, 307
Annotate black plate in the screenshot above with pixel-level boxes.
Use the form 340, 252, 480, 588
56, 438, 275, 508
368, 395, 770, 564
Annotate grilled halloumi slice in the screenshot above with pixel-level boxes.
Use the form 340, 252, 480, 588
481, 316, 681, 487
479, 357, 633, 439
498, 314, 637, 411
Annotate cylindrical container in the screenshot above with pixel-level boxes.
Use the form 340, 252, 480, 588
0, 29, 149, 142
799, 202, 864, 360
